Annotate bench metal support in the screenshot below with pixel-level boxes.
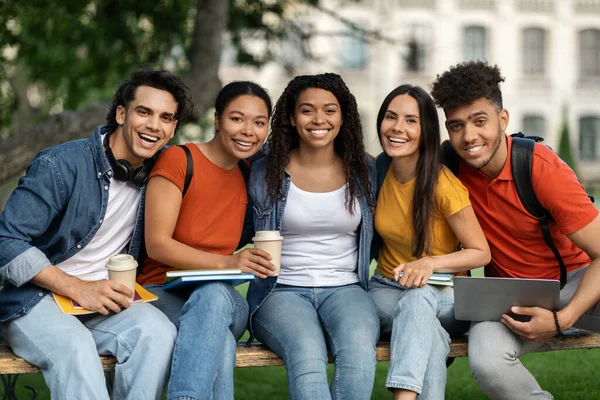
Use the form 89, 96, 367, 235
1, 374, 36, 400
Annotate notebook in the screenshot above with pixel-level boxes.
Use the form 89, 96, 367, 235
53, 283, 158, 315
163, 272, 255, 292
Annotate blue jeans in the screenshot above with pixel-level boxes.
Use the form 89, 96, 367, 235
369, 273, 469, 399
0, 294, 176, 400
252, 283, 380, 400
468, 266, 600, 400
145, 282, 249, 400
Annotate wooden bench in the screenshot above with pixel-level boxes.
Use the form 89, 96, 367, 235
1, 331, 599, 398
2, 330, 600, 373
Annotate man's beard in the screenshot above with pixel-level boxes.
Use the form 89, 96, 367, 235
464, 126, 504, 170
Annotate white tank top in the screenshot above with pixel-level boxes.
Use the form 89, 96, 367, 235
276, 182, 361, 287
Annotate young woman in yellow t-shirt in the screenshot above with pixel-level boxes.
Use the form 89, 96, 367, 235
369, 85, 490, 400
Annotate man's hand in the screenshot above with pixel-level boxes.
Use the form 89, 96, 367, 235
501, 306, 560, 342
71, 280, 134, 315
393, 257, 436, 288
226, 248, 275, 279
31, 265, 133, 315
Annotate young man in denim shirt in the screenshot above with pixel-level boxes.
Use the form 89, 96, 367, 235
0, 69, 193, 399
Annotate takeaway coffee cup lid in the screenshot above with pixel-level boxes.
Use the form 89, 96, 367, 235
106, 254, 138, 271
252, 231, 284, 241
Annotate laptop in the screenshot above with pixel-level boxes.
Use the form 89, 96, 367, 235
454, 276, 560, 322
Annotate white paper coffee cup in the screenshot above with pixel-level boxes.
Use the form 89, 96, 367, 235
252, 231, 283, 276
106, 254, 137, 298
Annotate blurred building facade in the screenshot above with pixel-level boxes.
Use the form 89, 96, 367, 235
219, 0, 600, 191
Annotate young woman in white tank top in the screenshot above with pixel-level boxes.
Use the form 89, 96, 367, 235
247, 73, 379, 400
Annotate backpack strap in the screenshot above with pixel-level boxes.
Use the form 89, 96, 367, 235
237, 159, 251, 184
375, 152, 392, 201
178, 145, 194, 198
442, 140, 460, 176
511, 131, 544, 143
511, 137, 567, 289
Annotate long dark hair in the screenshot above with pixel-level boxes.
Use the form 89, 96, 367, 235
267, 73, 374, 212
376, 85, 441, 257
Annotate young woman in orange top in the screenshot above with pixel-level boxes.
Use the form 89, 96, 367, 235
137, 81, 274, 400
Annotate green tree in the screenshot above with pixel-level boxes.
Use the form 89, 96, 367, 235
0, 0, 391, 185
0, 0, 318, 126
558, 114, 577, 174
0, 0, 327, 183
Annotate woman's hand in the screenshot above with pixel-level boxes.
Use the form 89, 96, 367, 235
226, 248, 276, 279
393, 257, 437, 288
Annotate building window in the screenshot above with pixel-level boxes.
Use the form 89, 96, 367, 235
580, 116, 600, 161
406, 38, 424, 72
580, 29, 600, 77
522, 28, 546, 75
517, 0, 554, 13
342, 25, 367, 70
459, 0, 495, 10
523, 115, 546, 138
463, 26, 487, 61
404, 24, 430, 73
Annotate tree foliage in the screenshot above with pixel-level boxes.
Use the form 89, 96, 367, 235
0, 0, 362, 184
0, 0, 192, 114
558, 114, 577, 173
0, 0, 318, 131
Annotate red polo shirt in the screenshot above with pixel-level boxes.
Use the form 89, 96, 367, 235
456, 135, 597, 280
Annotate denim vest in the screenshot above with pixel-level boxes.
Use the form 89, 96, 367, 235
0, 125, 146, 322
246, 156, 377, 336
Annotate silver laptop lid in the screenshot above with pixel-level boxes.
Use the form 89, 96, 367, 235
454, 276, 560, 322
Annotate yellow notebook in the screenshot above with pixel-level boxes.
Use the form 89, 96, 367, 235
52, 283, 158, 315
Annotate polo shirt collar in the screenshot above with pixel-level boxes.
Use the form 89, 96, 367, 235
495, 135, 513, 181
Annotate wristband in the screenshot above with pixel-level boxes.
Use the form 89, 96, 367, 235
552, 310, 563, 336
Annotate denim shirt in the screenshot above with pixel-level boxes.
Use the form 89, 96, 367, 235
246, 156, 377, 336
0, 125, 146, 322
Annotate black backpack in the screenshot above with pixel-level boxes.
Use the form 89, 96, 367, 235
443, 132, 594, 289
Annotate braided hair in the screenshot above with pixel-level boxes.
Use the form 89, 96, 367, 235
266, 73, 374, 213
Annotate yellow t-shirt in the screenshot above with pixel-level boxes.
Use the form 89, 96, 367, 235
375, 165, 471, 279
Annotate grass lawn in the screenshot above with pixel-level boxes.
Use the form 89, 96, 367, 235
233, 348, 600, 399
5, 348, 600, 399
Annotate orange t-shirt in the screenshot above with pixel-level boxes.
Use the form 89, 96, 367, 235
137, 144, 247, 285
457, 135, 598, 280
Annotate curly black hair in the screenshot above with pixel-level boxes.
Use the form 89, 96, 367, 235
106, 68, 194, 134
266, 73, 374, 213
431, 60, 505, 111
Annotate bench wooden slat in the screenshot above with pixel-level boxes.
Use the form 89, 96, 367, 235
0, 345, 117, 374
1, 330, 599, 373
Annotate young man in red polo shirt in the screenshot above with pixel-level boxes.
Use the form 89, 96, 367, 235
431, 60, 600, 399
